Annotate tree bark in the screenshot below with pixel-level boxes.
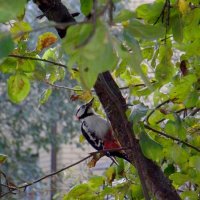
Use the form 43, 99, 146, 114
50, 123, 57, 199
94, 72, 180, 200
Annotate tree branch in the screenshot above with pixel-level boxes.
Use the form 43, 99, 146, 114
189, 108, 200, 116
145, 99, 171, 124
45, 81, 83, 91
144, 124, 200, 153
9, 54, 75, 71
9, 54, 78, 71
0, 147, 133, 198
94, 71, 180, 200
0, 154, 92, 198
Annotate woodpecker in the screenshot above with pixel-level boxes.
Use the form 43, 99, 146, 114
76, 98, 130, 162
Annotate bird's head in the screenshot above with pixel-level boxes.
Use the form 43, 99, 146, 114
76, 98, 94, 120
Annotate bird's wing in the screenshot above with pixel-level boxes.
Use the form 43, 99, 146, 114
81, 121, 104, 151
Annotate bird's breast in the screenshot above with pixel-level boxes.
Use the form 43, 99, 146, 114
84, 115, 111, 139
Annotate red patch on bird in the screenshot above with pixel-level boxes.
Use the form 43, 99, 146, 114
104, 140, 121, 150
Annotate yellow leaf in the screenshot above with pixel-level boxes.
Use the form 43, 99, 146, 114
122, 20, 130, 28
10, 21, 32, 42
36, 32, 57, 52
0, 154, 7, 164
79, 90, 92, 102
79, 134, 85, 143
178, 0, 189, 14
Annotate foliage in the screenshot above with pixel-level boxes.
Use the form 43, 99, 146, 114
0, 0, 200, 199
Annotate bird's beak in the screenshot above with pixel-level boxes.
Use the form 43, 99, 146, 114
85, 98, 94, 108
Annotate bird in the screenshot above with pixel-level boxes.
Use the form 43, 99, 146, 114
76, 98, 130, 163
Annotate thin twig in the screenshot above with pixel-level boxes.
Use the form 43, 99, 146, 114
108, 0, 114, 25
8, 54, 79, 71
45, 81, 83, 91
144, 124, 200, 153
0, 154, 92, 198
154, 0, 170, 25
119, 83, 145, 90
156, 108, 194, 124
91, 146, 131, 154
46, 82, 146, 92
0, 146, 133, 198
189, 108, 200, 116
145, 99, 171, 124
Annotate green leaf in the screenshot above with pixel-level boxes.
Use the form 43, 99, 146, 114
63, 183, 92, 200
0, 0, 26, 22
136, 2, 164, 23
148, 110, 165, 125
18, 59, 35, 72
142, 47, 154, 61
139, 131, 163, 161
88, 176, 104, 188
170, 74, 197, 102
64, 22, 118, 88
39, 89, 52, 104
80, 0, 93, 16
0, 34, 14, 59
165, 120, 177, 136
165, 144, 189, 165
10, 21, 32, 41
0, 58, 17, 73
174, 114, 187, 140
184, 91, 199, 108
63, 24, 93, 54
105, 166, 116, 184
189, 156, 200, 171
155, 62, 175, 83
115, 158, 125, 176
42, 48, 57, 60
129, 184, 143, 199
155, 43, 175, 83
172, 14, 183, 43
181, 191, 198, 200
126, 20, 165, 40
0, 154, 7, 164
123, 30, 152, 89
114, 9, 135, 23
170, 172, 189, 185
129, 104, 148, 124
7, 74, 30, 103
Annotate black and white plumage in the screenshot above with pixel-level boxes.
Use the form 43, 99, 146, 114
76, 98, 130, 162
76, 98, 110, 150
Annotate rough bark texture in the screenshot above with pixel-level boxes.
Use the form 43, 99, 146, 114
94, 72, 180, 200
33, 1, 181, 199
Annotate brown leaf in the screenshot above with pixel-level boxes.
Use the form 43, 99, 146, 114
87, 152, 104, 168
36, 32, 57, 52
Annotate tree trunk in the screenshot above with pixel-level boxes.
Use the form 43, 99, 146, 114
94, 72, 180, 200
50, 123, 57, 200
